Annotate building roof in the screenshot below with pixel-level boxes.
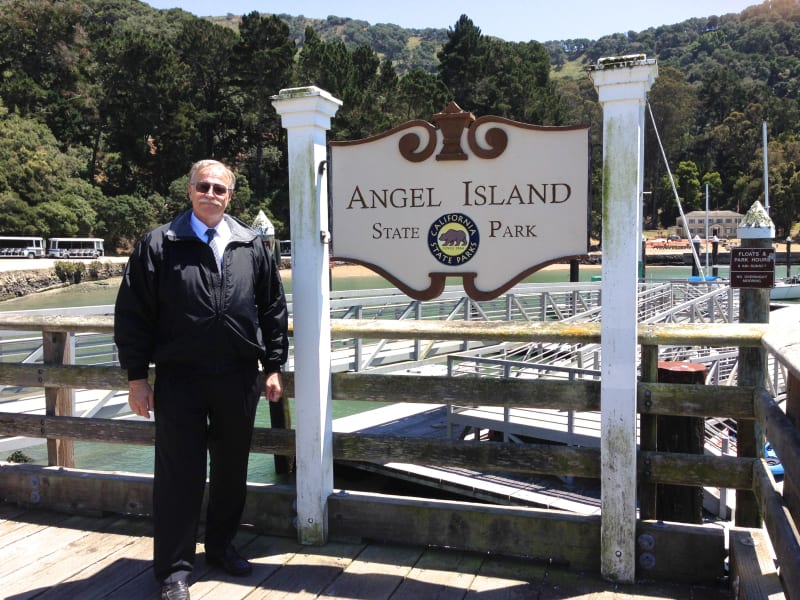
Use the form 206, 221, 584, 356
681, 210, 743, 218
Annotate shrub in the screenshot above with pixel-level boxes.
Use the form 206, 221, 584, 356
72, 261, 86, 283
6, 450, 33, 463
53, 260, 86, 283
88, 260, 104, 279
54, 261, 70, 282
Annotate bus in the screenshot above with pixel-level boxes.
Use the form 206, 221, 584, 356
47, 237, 105, 259
0, 236, 46, 258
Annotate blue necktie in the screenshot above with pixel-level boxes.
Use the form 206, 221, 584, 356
205, 228, 221, 268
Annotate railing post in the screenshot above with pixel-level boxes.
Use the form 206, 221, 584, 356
639, 344, 659, 520
43, 331, 74, 467
414, 302, 422, 360
786, 371, 800, 521
462, 298, 471, 351
656, 361, 706, 524
736, 201, 773, 528
354, 305, 363, 371
273, 87, 342, 545
589, 54, 658, 583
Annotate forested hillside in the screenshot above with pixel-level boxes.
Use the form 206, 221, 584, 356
0, 0, 798, 250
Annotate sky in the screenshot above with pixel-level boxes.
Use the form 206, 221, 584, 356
144, 0, 761, 42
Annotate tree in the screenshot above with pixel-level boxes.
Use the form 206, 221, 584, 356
93, 193, 158, 252
437, 15, 485, 110
701, 171, 724, 211
94, 29, 188, 195
297, 27, 354, 96
0, 192, 37, 235
233, 12, 295, 200
761, 136, 800, 237
0, 107, 91, 208
645, 66, 699, 227
474, 39, 555, 123
701, 106, 764, 208
372, 57, 400, 129
397, 69, 450, 120
0, 0, 88, 138
331, 44, 383, 140
174, 17, 239, 161
675, 161, 703, 212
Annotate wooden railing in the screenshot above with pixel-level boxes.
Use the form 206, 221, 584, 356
0, 313, 798, 595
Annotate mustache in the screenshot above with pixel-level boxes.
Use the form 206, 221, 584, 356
197, 198, 224, 208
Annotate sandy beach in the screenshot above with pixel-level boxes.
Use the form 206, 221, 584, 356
320, 259, 578, 281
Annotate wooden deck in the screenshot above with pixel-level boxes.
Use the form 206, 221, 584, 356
0, 503, 732, 599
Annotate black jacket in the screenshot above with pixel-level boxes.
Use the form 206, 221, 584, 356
114, 210, 289, 380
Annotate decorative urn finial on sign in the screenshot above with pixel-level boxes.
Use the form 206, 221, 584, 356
433, 101, 475, 161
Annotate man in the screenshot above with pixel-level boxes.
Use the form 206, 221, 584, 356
114, 160, 289, 600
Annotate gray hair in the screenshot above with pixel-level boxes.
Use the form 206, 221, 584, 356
188, 159, 235, 190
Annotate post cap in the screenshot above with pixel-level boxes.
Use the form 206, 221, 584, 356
738, 201, 775, 239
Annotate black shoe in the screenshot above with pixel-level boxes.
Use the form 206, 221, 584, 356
206, 546, 252, 577
161, 580, 190, 600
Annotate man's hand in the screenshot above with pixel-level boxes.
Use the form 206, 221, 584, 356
264, 371, 283, 403
128, 379, 154, 419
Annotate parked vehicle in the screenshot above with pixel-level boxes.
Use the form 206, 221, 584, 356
47, 237, 104, 259
0, 236, 46, 259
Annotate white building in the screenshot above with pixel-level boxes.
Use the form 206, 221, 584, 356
675, 210, 743, 239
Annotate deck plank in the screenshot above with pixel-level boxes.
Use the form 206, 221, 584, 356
0, 514, 112, 580
318, 543, 423, 599
35, 525, 154, 600
0, 502, 27, 522
2, 516, 151, 600
391, 548, 484, 599
466, 554, 544, 598
246, 541, 366, 599
190, 531, 302, 599
0, 509, 72, 548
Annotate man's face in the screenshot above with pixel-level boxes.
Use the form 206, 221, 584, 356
188, 165, 232, 227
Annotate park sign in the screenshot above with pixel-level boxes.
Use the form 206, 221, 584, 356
329, 102, 590, 300
729, 247, 775, 288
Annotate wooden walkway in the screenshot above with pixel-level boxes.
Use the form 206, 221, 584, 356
334, 403, 604, 515
0, 504, 732, 599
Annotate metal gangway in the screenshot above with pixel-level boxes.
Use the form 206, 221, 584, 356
441, 278, 782, 455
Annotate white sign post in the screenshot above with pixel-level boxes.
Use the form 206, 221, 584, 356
588, 55, 657, 583
272, 86, 342, 545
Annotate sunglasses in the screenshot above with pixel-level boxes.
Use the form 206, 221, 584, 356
193, 181, 231, 196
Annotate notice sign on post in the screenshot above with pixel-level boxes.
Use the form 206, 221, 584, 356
329, 102, 590, 301
730, 247, 775, 288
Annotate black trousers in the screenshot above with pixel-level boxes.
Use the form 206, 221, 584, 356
152, 364, 261, 582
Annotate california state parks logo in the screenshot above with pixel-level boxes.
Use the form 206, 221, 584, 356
428, 213, 480, 266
